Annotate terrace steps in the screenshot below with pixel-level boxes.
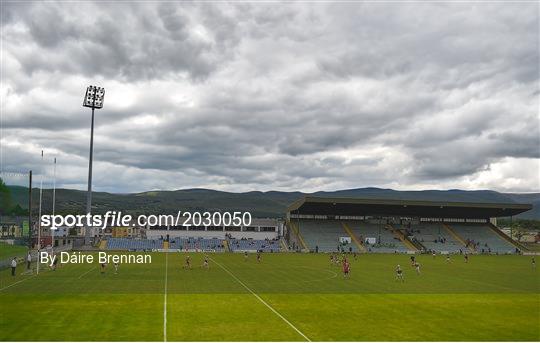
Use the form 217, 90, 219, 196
288, 220, 308, 251
99, 240, 107, 249
488, 223, 527, 252
280, 238, 289, 252
443, 223, 475, 253
387, 225, 419, 251
342, 222, 367, 252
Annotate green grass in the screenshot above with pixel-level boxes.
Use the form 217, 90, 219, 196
0, 242, 27, 261
0, 252, 538, 341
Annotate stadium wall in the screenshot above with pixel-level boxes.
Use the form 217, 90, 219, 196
145, 229, 278, 240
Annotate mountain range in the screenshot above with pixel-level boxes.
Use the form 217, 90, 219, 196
6, 186, 539, 219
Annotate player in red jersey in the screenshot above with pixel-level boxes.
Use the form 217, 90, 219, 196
342, 258, 350, 279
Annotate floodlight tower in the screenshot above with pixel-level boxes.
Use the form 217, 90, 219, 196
82, 85, 105, 245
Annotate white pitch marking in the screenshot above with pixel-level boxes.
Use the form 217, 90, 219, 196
0, 274, 36, 292
78, 266, 97, 279
0, 261, 57, 292
209, 256, 311, 342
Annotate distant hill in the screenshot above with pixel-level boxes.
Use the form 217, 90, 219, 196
5, 186, 539, 219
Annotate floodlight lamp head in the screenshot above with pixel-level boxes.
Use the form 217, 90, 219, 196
83, 85, 105, 109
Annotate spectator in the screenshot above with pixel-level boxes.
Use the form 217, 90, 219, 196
11, 257, 17, 276
26, 251, 32, 270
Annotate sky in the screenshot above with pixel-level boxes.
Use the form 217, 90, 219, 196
0, 1, 539, 194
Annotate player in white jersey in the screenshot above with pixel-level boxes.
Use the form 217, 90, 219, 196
395, 264, 404, 282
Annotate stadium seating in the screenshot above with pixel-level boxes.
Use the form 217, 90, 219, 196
344, 221, 408, 253
449, 224, 515, 254
295, 220, 518, 254
106, 238, 163, 251
297, 220, 359, 252
404, 223, 463, 253
227, 238, 280, 252
105, 223, 517, 255
169, 237, 225, 252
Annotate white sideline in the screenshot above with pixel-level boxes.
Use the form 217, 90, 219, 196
163, 251, 168, 342
209, 257, 311, 342
0, 262, 53, 292
0, 274, 36, 292
78, 266, 96, 279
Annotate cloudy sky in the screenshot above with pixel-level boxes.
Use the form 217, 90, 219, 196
1, 1, 538, 193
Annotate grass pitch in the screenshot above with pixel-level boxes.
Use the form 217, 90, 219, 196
0, 252, 538, 341
0, 242, 27, 260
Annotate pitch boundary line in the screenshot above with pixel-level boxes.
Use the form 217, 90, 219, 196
163, 251, 168, 342
209, 256, 311, 342
78, 266, 97, 279
0, 263, 52, 292
0, 274, 36, 292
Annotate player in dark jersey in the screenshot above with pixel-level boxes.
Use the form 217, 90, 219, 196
244, 251, 248, 261
257, 252, 261, 263
532, 257, 536, 270
464, 253, 469, 263
100, 262, 106, 274
184, 255, 191, 269
52, 254, 58, 271
203, 255, 209, 269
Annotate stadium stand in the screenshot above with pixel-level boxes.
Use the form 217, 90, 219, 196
169, 237, 225, 252
404, 223, 463, 253
387, 225, 421, 251
297, 220, 358, 252
106, 238, 163, 251
285, 197, 531, 254
105, 223, 519, 255
345, 221, 408, 253
449, 224, 515, 254
287, 220, 308, 251
227, 238, 280, 252
294, 220, 514, 254
102, 198, 530, 255
342, 222, 367, 252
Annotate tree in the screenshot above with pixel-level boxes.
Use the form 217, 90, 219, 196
0, 178, 28, 216
0, 177, 13, 214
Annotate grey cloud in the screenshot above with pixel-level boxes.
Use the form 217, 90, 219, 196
4, 2, 239, 81
318, 3, 539, 88
2, 2, 539, 193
